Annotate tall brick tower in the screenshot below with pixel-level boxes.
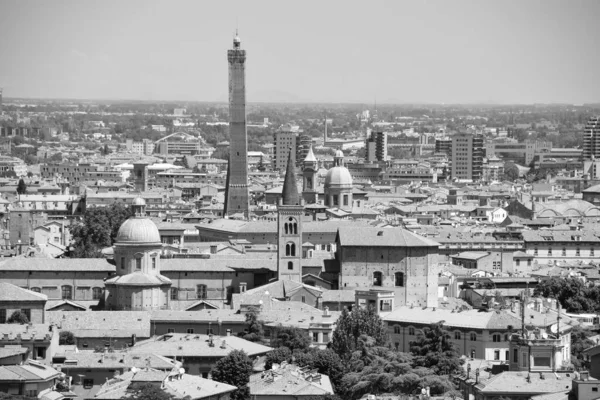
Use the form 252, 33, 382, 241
224, 32, 250, 217
277, 148, 303, 282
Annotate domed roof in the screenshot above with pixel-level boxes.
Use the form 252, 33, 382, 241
325, 166, 353, 188
116, 217, 161, 245
132, 196, 146, 206
334, 150, 344, 158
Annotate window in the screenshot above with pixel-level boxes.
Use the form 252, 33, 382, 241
288, 261, 293, 270
136, 258, 142, 270
394, 326, 400, 334
61, 285, 72, 300
516, 259, 520, 267
197, 285, 207, 300
576, 248, 580, 256
21, 309, 30, 322
30, 287, 41, 293
312, 332, 319, 342
171, 288, 178, 301
286, 242, 296, 257
323, 332, 329, 343
167, 328, 175, 333
492, 261, 500, 270
592, 248, 595, 257
373, 271, 383, 286
492, 333, 501, 342
527, 259, 532, 266
454, 331, 461, 340
504, 334, 509, 341
206, 328, 214, 335
547, 248, 552, 256
83, 379, 94, 389
408, 327, 415, 336
152, 257, 156, 269
121, 257, 125, 270
514, 348, 518, 362
471, 349, 476, 358
505, 350, 510, 361
92, 287, 102, 300
343, 195, 348, 206
534, 248, 538, 256
592, 388, 598, 393
562, 248, 567, 256
395, 272, 404, 287
187, 328, 194, 334
25, 390, 38, 397
470, 333, 477, 341
301, 296, 306, 303
494, 350, 500, 360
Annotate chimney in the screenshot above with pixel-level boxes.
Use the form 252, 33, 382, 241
239, 282, 247, 293
580, 371, 590, 381
210, 245, 217, 254
131, 334, 136, 347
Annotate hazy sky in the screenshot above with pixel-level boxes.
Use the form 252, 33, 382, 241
1, 0, 599, 104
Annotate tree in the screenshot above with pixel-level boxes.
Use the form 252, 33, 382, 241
409, 322, 463, 375
533, 277, 596, 313
125, 382, 174, 400
69, 203, 132, 258
210, 350, 253, 400
270, 325, 311, 352
7, 310, 29, 324
16, 178, 27, 195
59, 331, 76, 345
570, 325, 596, 370
293, 348, 345, 392
330, 307, 388, 361
265, 346, 292, 370
238, 310, 264, 342
103, 143, 111, 156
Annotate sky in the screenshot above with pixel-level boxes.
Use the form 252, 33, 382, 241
0, 0, 599, 104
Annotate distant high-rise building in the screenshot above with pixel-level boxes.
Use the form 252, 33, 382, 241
435, 137, 452, 156
224, 33, 250, 217
583, 116, 600, 160
450, 134, 483, 181
0, 87, 3, 114
273, 124, 299, 171
365, 130, 387, 162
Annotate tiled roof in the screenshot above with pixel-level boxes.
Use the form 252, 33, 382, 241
384, 307, 521, 330
105, 272, 171, 286
477, 371, 573, 395
0, 324, 53, 341
0, 282, 47, 302
321, 289, 356, 303
453, 251, 489, 260
0, 361, 61, 382
0, 347, 28, 359
46, 311, 151, 338
249, 363, 334, 396
337, 226, 440, 247
0, 258, 115, 272
53, 352, 177, 369
160, 258, 236, 272
129, 333, 272, 358
150, 309, 246, 323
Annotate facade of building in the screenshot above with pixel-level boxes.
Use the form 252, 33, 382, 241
451, 133, 484, 181
583, 116, 600, 160
273, 124, 299, 171
324, 151, 353, 209
365, 129, 387, 162
302, 146, 318, 204
336, 226, 440, 308
224, 33, 250, 217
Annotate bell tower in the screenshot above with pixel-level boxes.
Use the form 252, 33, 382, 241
302, 145, 318, 204
278, 148, 303, 282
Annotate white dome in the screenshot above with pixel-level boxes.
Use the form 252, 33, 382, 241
116, 218, 161, 245
325, 166, 353, 188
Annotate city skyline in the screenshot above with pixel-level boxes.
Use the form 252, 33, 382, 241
1, 0, 599, 104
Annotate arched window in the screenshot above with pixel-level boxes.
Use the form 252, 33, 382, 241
288, 261, 293, 270
135, 258, 142, 270
470, 333, 477, 341
284, 223, 289, 235
286, 242, 296, 257
408, 327, 415, 336
92, 287, 102, 300
171, 287, 178, 301
395, 272, 404, 287
293, 223, 298, 235
492, 333, 501, 343
373, 271, 382, 286
30, 287, 41, 293
454, 331, 461, 340
393, 325, 400, 334
152, 257, 156, 269
197, 285, 207, 300
61, 285, 72, 300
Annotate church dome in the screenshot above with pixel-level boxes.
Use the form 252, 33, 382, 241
325, 166, 353, 188
116, 217, 161, 245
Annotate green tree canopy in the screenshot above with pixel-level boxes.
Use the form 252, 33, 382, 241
330, 307, 388, 361
69, 203, 132, 258
125, 382, 174, 400
533, 277, 597, 313
210, 349, 253, 400
409, 322, 463, 375
7, 310, 29, 324
59, 331, 76, 345
16, 178, 27, 195
270, 325, 311, 352
238, 310, 264, 342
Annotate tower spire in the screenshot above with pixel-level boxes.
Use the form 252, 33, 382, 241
281, 147, 299, 206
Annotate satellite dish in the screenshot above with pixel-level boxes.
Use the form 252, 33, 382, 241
179, 368, 185, 374
131, 367, 138, 373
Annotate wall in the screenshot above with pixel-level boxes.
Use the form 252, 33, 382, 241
0, 300, 45, 324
